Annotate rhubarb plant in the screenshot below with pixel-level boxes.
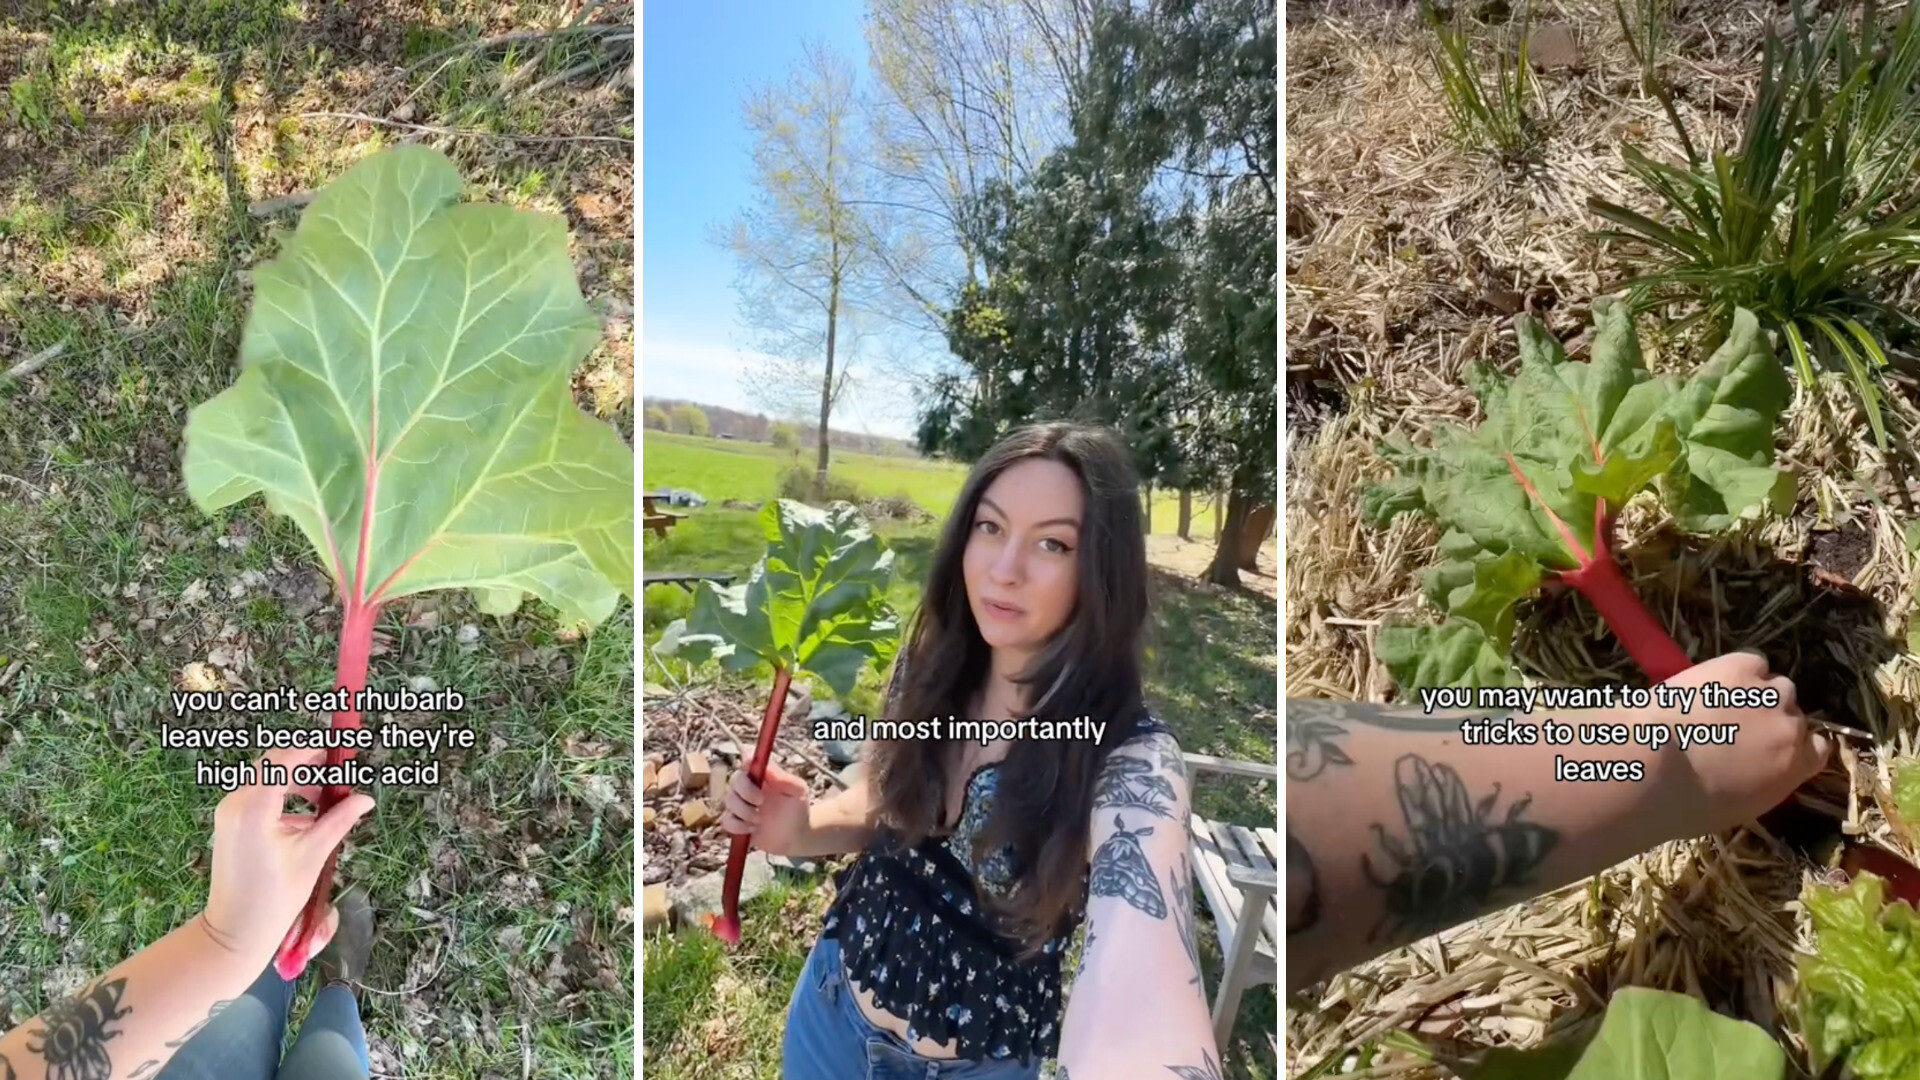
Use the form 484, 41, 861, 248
656, 499, 899, 942
182, 146, 635, 978
1364, 298, 1794, 690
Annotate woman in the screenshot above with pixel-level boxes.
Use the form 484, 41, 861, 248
721, 423, 1222, 1079
0, 743, 376, 1080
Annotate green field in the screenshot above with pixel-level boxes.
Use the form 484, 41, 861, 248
643, 429, 968, 516
643, 429, 1227, 539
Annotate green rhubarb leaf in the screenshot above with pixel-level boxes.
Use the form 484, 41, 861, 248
181, 145, 634, 625
1657, 307, 1797, 532
1377, 619, 1520, 695
1363, 299, 1790, 686
678, 499, 900, 698
1798, 874, 1920, 1079
1422, 537, 1543, 645
1465, 987, 1784, 1080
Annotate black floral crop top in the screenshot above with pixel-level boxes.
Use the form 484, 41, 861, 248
820, 711, 1176, 1066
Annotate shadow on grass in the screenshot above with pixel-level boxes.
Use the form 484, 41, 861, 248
1146, 566, 1278, 831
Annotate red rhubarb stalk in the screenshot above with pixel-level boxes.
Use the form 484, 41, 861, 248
708, 664, 793, 944
273, 594, 380, 980
1557, 502, 1693, 684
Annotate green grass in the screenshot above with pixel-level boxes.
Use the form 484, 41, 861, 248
0, 6, 633, 1076
1589, 0, 1920, 451
645, 429, 969, 516
1422, 0, 1541, 165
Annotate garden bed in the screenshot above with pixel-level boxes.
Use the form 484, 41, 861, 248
1286, 0, 1920, 1074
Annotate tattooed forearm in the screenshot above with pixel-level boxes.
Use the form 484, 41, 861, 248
1089, 814, 1168, 919
1168, 1049, 1224, 1079
27, 976, 130, 1080
1359, 754, 1559, 943
164, 998, 231, 1048
1286, 829, 1321, 935
1147, 732, 1189, 791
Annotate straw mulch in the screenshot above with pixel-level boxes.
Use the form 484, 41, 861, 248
1286, 0, 1920, 1074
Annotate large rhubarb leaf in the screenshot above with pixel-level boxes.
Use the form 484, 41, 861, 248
1363, 298, 1792, 689
182, 145, 635, 624
1798, 874, 1920, 1079
1464, 987, 1785, 1080
1367, 297, 1789, 570
665, 499, 900, 698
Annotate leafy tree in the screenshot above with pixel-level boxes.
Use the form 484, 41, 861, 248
770, 422, 800, 452
644, 405, 671, 431
861, 0, 1092, 329
672, 404, 710, 437
922, 0, 1276, 586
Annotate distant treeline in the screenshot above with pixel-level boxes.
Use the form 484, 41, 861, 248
641, 397, 921, 458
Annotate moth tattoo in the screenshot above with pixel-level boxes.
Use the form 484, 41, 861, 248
1089, 814, 1167, 919
1361, 755, 1559, 942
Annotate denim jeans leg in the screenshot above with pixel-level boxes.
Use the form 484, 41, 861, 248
275, 985, 370, 1080
152, 964, 291, 1080
781, 933, 873, 1080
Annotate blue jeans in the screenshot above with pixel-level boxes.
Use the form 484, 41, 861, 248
155, 964, 369, 1080
781, 931, 1043, 1080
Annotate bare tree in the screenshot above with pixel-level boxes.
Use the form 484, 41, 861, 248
721, 42, 872, 499
860, 0, 1092, 338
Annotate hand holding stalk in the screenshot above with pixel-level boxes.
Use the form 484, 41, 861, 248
660, 499, 899, 943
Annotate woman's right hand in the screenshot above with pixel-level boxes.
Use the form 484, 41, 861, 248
718, 762, 813, 856
1650, 650, 1831, 834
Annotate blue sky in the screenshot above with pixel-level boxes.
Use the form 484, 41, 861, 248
640, 2, 922, 440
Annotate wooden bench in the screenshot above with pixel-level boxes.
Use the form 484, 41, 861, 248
645, 512, 687, 537
1182, 751, 1279, 1051
642, 572, 736, 593
643, 493, 689, 538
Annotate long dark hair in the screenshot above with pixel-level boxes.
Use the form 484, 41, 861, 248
866, 422, 1154, 959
